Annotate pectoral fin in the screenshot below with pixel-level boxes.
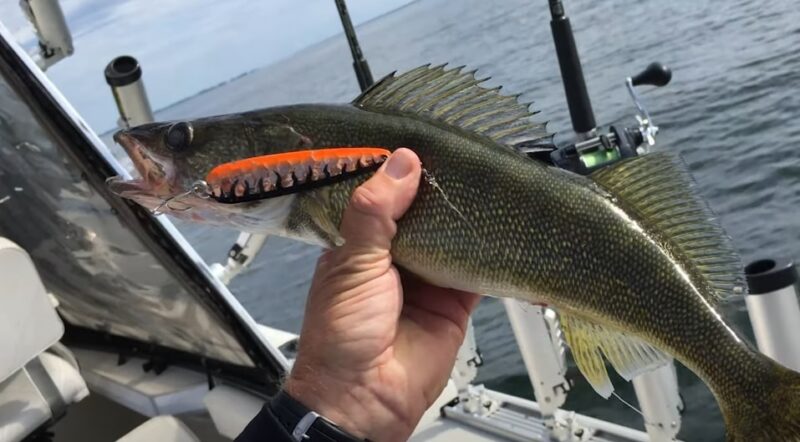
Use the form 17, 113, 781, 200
560, 313, 671, 398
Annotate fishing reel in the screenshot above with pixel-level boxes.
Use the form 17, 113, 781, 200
544, 62, 672, 175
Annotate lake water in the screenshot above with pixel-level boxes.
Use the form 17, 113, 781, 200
156, 0, 800, 440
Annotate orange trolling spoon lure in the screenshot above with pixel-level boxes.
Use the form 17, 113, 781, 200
205, 147, 392, 203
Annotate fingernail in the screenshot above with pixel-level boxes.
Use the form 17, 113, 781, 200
384, 151, 414, 179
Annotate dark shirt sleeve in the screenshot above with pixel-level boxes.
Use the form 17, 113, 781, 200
235, 403, 294, 442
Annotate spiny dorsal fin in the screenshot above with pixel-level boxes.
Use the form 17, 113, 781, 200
560, 313, 671, 398
353, 64, 550, 147
591, 152, 745, 303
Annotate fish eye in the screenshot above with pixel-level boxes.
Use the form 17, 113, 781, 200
164, 122, 193, 152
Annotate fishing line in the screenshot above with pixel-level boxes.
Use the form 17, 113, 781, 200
422, 167, 469, 224
611, 391, 644, 417
610, 390, 661, 428
421, 167, 489, 260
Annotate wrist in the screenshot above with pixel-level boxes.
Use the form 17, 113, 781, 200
269, 389, 365, 442
284, 365, 416, 441
284, 371, 371, 439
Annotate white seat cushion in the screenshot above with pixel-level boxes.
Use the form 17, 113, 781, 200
0, 238, 64, 384
117, 416, 198, 442
0, 369, 50, 442
38, 352, 89, 405
0, 353, 88, 442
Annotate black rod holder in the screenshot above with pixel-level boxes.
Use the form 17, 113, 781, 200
334, 0, 374, 92
549, 0, 596, 134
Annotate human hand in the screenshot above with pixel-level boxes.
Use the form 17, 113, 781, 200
285, 148, 480, 441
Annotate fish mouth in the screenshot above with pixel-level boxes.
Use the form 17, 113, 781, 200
108, 130, 184, 214
113, 131, 172, 190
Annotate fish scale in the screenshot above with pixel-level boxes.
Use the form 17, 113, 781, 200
109, 65, 800, 441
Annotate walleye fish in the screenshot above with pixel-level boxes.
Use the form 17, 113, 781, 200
108, 65, 800, 441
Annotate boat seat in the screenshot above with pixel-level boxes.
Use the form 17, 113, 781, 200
0, 351, 90, 442
117, 415, 199, 442
0, 238, 89, 442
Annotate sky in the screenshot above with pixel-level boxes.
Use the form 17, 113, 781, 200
0, 0, 413, 131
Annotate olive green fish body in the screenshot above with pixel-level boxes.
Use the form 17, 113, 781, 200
282, 104, 755, 389
109, 66, 800, 441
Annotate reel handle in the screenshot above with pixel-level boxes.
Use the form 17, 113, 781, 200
631, 62, 672, 87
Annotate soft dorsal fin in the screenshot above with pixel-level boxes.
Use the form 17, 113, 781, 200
591, 152, 745, 303
353, 64, 551, 147
560, 312, 671, 398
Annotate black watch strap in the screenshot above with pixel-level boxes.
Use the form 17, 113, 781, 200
269, 390, 366, 442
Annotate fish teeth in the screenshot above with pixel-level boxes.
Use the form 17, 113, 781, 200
263, 172, 277, 191
280, 172, 294, 188
234, 180, 247, 198
343, 157, 356, 172
310, 163, 324, 181
245, 173, 262, 192
270, 162, 290, 189
220, 180, 235, 198
274, 162, 291, 178
208, 148, 391, 201
327, 160, 342, 177
293, 164, 308, 184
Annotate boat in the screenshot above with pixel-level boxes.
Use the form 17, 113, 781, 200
1, 1, 799, 441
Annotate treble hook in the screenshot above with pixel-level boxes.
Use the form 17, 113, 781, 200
150, 180, 211, 215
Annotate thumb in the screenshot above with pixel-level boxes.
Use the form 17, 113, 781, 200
338, 148, 421, 251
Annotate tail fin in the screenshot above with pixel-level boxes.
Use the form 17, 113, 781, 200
721, 355, 800, 441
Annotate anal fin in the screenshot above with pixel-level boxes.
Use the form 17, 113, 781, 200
560, 313, 671, 398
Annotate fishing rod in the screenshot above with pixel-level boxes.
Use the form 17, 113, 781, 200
543, 0, 672, 175
334, 0, 374, 92
548, 0, 595, 137
332, 0, 671, 175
